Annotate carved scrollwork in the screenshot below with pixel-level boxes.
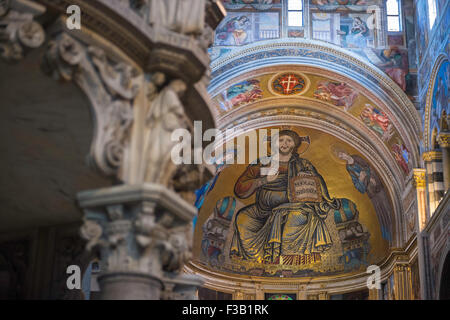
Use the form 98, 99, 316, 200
0, 0, 10, 17
79, 190, 196, 281
88, 47, 140, 100
161, 224, 193, 273
43, 32, 142, 179
135, 207, 192, 274
80, 219, 104, 251
0, 0, 46, 62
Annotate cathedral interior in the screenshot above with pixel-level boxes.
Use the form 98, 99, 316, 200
0, 0, 448, 300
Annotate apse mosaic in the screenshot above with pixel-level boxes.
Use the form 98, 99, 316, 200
194, 127, 392, 277
212, 72, 412, 176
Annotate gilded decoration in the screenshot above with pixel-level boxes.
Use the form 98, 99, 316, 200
194, 126, 391, 277
412, 169, 427, 189
269, 72, 309, 96
437, 132, 450, 148
422, 151, 443, 162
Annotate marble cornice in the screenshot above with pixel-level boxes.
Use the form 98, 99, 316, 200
36, 0, 223, 84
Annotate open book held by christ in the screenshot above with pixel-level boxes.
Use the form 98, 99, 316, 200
289, 173, 322, 203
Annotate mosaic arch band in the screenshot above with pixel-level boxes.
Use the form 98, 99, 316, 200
230, 129, 341, 264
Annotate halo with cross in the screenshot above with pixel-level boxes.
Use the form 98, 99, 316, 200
269, 72, 310, 96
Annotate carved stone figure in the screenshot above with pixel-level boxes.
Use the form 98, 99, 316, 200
149, 0, 206, 35
144, 79, 192, 183
147, 72, 166, 102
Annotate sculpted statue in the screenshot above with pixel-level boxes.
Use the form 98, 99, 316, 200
149, 0, 206, 35
144, 79, 192, 183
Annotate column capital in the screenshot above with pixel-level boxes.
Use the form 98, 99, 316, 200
437, 132, 450, 148
412, 168, 427, 189
422, 151, 442, 162
0, 0, 46, 62
78, 183, 197, 299
318, 291, 329, 300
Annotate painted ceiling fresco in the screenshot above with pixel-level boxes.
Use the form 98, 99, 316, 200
212, 72, 413, 176
193, 126, 392, 277
210, 0, 417, 95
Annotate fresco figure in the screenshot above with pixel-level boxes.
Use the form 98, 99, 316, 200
378, 47, 408, 91
230, 130, 340, 263
314, 81, 358, 110
216, 15, 252, 46
360, 103, 394, 141
392, 140, 411, 175
335, 149, 393, 242
219, 79, 263, 110
312, 0, 373, 5
345, 17, 369, 48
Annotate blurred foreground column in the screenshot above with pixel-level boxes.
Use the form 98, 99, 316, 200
78, 184, 198, 300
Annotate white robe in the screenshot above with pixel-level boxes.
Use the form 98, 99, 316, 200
149, 0, 205, 34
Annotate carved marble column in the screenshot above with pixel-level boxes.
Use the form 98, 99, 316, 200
422, 151, 444, 214
437, 132, 450, 191
413, 169, 431, 299
78, 184, 198, 300
413, 169, 428, 231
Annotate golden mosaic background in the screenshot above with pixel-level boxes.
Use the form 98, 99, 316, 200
193, 126, 392, 277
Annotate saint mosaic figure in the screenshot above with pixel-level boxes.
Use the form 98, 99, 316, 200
333, 147, 393, 242
230, 130, 340, 264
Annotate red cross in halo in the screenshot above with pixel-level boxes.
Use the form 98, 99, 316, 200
279, 74, 300, 94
